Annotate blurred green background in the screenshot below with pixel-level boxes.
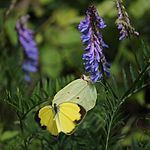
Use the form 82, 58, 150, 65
0, 0, 150, 79
0, 0, 150, 149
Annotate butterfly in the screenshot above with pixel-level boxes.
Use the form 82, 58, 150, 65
35, 102, 86, 136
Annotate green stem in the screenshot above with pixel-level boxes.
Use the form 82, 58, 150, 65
18, 113, 28, 150
105, 112, 115, 150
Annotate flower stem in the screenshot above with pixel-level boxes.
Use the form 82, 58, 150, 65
18, 113, 28, 150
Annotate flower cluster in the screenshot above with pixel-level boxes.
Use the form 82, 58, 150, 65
78, 5, 110, 83
16, 15, 39, 82
116, 0, 139, 40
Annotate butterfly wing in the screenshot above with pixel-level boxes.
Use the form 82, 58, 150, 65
53, 76, 97, 111
55, 103, 86, 134
36, 105, 59, 136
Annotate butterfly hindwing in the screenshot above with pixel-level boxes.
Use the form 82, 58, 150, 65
55, 103, 86, 134
36, 106, 59, 136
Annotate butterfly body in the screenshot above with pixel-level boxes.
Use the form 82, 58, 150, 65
36, 102, 86, 136
53, 103, 59, 115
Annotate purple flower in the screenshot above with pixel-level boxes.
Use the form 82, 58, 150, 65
16, 15, 39, 82
78, 5, 110, 83
116, 0, 139, 40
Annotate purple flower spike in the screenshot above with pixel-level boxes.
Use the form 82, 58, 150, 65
116, 0, 139, 40
78, 5, 110, 83
16, 15, 39, 82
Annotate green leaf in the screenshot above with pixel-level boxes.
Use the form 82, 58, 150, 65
129, 0, 150, 18
5, 18, 18, 45
122, 69, 128, 91
58, 27, 80, 45
0, 131, 18, 142
52, 8, 78, 27
129, 64, 136, 82
110, 76, 120, 98
97, 0, 117, 18
39, 0, 53, 5
41, 48, 63, 78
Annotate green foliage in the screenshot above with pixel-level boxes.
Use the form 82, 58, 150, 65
129, 0, 150, 18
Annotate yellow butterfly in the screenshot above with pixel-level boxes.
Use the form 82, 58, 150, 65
36, 102, 86, 136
